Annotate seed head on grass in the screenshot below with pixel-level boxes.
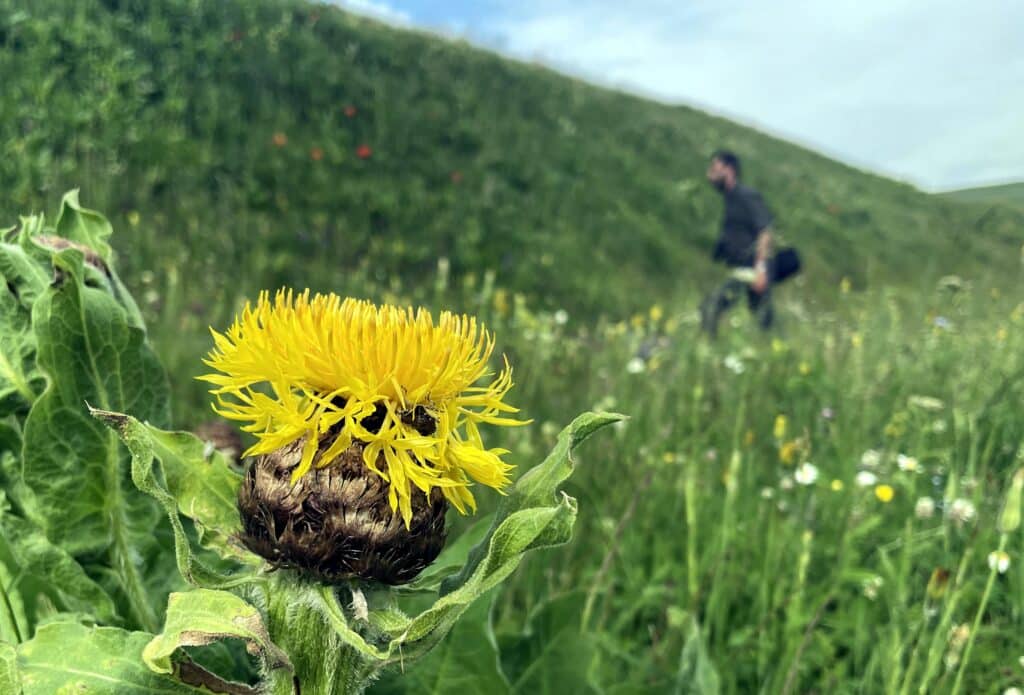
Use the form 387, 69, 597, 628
200, 289, 526, 583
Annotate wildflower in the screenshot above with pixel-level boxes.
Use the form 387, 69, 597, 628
947, 498, 977, 526
201, 290, 525, 583
779, 475, 795, 491
661, 452, 677, 465
840, 277, 851, 293
945, 623, 970, 669
875, 484, 895, 503
798, 361, 811, 376
626, 357, 646, 374
932, 419, 948, 434
344, 105, 357, 117
773, 414, 788, 440
127, 211, 141, 227
915, 496, 936, 519
933, 316, 952, 330
723, 354, 745, 374
310, 147, 324, 161
795, 463, 819, 486
820, 407, 835, 420
908, 395, 944, 411
860, 449, 882, 468
850, 332, 863, 348
760, 487, 775, 499
553, 309, 569, 326
855, 471, 878, 487
1004, 688, 1023, 695
926, 567, 950, 599
862, 575, 883, 600
830, 479, 844, 492
272, 132, 288, 147
988, 550, 1011, 574
771, 338, 786, 354
897, 454, 919, 473
649, 304, 663, 322
356, 144, 373, 159
997, 327, 1008, 342
779, 440, 800, 465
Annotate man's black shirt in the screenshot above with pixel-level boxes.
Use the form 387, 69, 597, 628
713, 183, 774, 267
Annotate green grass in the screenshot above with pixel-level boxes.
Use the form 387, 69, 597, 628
4, 0, 1024, 692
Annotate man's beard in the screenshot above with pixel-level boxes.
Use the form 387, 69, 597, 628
710, 178, 727, 193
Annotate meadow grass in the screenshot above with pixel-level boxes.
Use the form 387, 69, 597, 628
136, 251, 1024, 693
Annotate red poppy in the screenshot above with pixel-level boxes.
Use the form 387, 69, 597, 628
310, 147, 324, 161
356, 144, 372, 159
272, 132, 288, 147
450, 170, 463, 184
344, 105, 358, 118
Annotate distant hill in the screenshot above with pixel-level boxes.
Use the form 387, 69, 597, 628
2, 0, 1023, 316
941, 182, 1024, 209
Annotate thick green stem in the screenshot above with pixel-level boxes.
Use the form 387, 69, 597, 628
261, 579, 378, 695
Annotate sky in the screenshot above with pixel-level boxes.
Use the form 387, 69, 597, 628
331, 0, 1024, 192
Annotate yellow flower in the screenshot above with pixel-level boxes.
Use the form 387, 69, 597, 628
830, 479, 844, 492
649, 304, 664, 322
850, 332, 863, 349
798, 361, 811, 376
875, 484, 895, 503
840, 277, 851, 294
996, 326, 1008, 342
779, 439, 799, 465
200, 289, 526, 525
773, 414, 788, 440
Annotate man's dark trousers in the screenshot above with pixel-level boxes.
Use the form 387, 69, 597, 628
700, 277, 774, 337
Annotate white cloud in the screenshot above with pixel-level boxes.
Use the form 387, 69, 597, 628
480, 0, 1024, 190
325, 0, 411, 26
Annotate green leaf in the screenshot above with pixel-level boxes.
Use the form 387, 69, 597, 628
0, 243, 45, 416
92, 408, 260, 587
54, 189, 113, 264
15, 621, 209, 694
144, 589, 291, 677
370, 590, 510, 695
15, 247, 171, 632
387, 412, 622, 662
440, 411, 625, 596
0, 507, 119, 628
0, 640, 19, 695
674, 616, 720, 695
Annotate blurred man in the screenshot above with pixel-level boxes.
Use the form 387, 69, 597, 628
700, 150, 775, 337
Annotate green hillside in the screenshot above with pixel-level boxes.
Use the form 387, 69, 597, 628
2, 0, 1022, 323
942, 181, 1024, 209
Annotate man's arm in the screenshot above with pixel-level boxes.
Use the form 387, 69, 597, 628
752, 227, 773, 293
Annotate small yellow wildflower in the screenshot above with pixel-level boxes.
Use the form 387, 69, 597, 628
830, 479, 844, 492
875, 484, 895, 503
779, 439, 799, 465
771, 338, 786, 354
649, 304, 663, 322
774, 414, 788, 440
997, 326, 1008, 342
851, 332, 863, 349
798, 361, 811, 376
840, 277, 851, 294
201, 289, 526, 525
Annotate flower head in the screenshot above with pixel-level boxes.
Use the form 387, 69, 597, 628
988, 550, 1011, 574
201, 290, 524, 526
795, 462, 819, 486
875, 484, 895, 503
915, 496, 936, 519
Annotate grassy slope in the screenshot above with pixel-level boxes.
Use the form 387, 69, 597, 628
942, 182, 1024, 209
2, 0, 1022, 322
